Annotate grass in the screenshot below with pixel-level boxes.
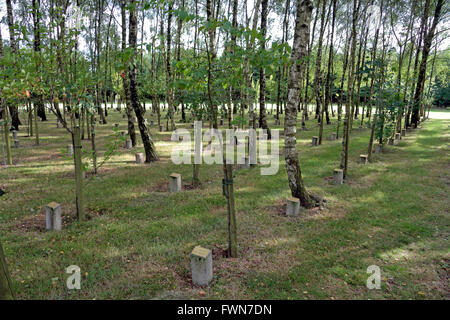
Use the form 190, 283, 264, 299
0, 106, 448, 300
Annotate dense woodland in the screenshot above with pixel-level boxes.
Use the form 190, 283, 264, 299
0, 0, 449, 300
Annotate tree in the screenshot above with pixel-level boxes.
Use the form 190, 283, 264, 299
32, 0, 46, 122
285, 0, 315, 208
411, 0, 444, 127
259, 0, 272, 139
128, 0, 158, 162
120, 0, 137, 147
166, 1, 176, 131
340, 0, 360, 179
5, 0, 21, 131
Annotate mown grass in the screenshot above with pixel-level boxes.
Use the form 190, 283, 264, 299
0, 106, 448, 300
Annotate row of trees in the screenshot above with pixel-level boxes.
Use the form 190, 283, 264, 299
0, 0, 448, 297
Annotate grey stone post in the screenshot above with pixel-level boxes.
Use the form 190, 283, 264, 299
68, 144, 74, 156
374, 143, 382, 154
45, 202, 62, 231
359, 154, 368, 164
286, 197, 300, 216
135, 153, 144, 164
190, 246, 213, 286
169, 173, 182, 192
333, 169, 343, 185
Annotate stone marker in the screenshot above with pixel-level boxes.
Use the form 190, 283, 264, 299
135, 153, 144, 164
240, 157, 250, 169
190, 246, 213, 286
395, 133, 401, 140
67, 144, 74, 156
312, 136, 319, 146
401, 129, 406, 137
374, 143, 382, 154
82, 171, 86, 179
125, 139, 132, 149
286, 197, 300, 217
388, 137, 394, 145
333, 169, 343, 185
169, 173, 182, 192
45, 202, 62, 231
330, 133, 337, 141
359, 154, 368, 164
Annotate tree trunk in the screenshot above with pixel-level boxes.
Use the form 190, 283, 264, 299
6, 0, 21, 130
285, 0, 314, 208
411, 0, 444, 127
129, 0, 158, 162
176, 0, 186, 123
95, 0, 107, 124
166, 1, 176, 131
206, 0, 219, 129
314, 0, 328, 145
121, 0, 137, 146
340, 0, 360, 179
0, 240, 14, 299
243, 0, 261, 130
33, 0, 46, 121
324, 0, 336, 132
259, 0, 271, 139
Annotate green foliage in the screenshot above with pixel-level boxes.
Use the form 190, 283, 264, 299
432, 78, 450, 108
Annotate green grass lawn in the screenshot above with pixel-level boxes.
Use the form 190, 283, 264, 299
0, 107, 448, 300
